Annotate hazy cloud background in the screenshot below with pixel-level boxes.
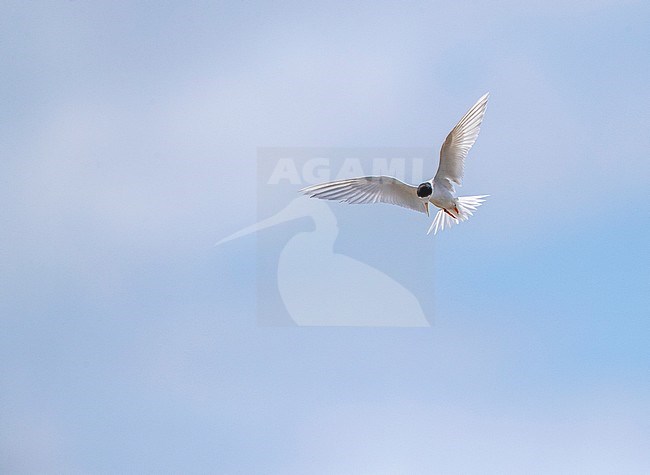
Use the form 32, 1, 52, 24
1, 1, 648, 473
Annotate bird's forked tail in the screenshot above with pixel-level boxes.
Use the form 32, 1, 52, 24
427, 195, 488, 235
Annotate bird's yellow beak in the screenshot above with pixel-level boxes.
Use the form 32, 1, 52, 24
424, 202, 429, 216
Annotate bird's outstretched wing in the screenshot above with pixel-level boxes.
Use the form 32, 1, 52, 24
300, 176, 426, 214
434, 93, 489, 192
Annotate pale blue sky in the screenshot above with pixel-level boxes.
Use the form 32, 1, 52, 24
1, 1, 648, 473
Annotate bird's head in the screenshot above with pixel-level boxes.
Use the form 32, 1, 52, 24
416, 182, 433, 198
416, 181, 433, 216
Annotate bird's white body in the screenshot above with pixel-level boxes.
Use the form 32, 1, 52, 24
430, 181, 455, 210
301, 93, 490, 234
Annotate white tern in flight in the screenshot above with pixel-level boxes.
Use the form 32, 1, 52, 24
300, 93, 490, 234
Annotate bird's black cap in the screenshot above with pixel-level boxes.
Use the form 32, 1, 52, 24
416, 182, 432, 198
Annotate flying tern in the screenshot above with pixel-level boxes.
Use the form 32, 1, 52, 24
300, 93, 490, 234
